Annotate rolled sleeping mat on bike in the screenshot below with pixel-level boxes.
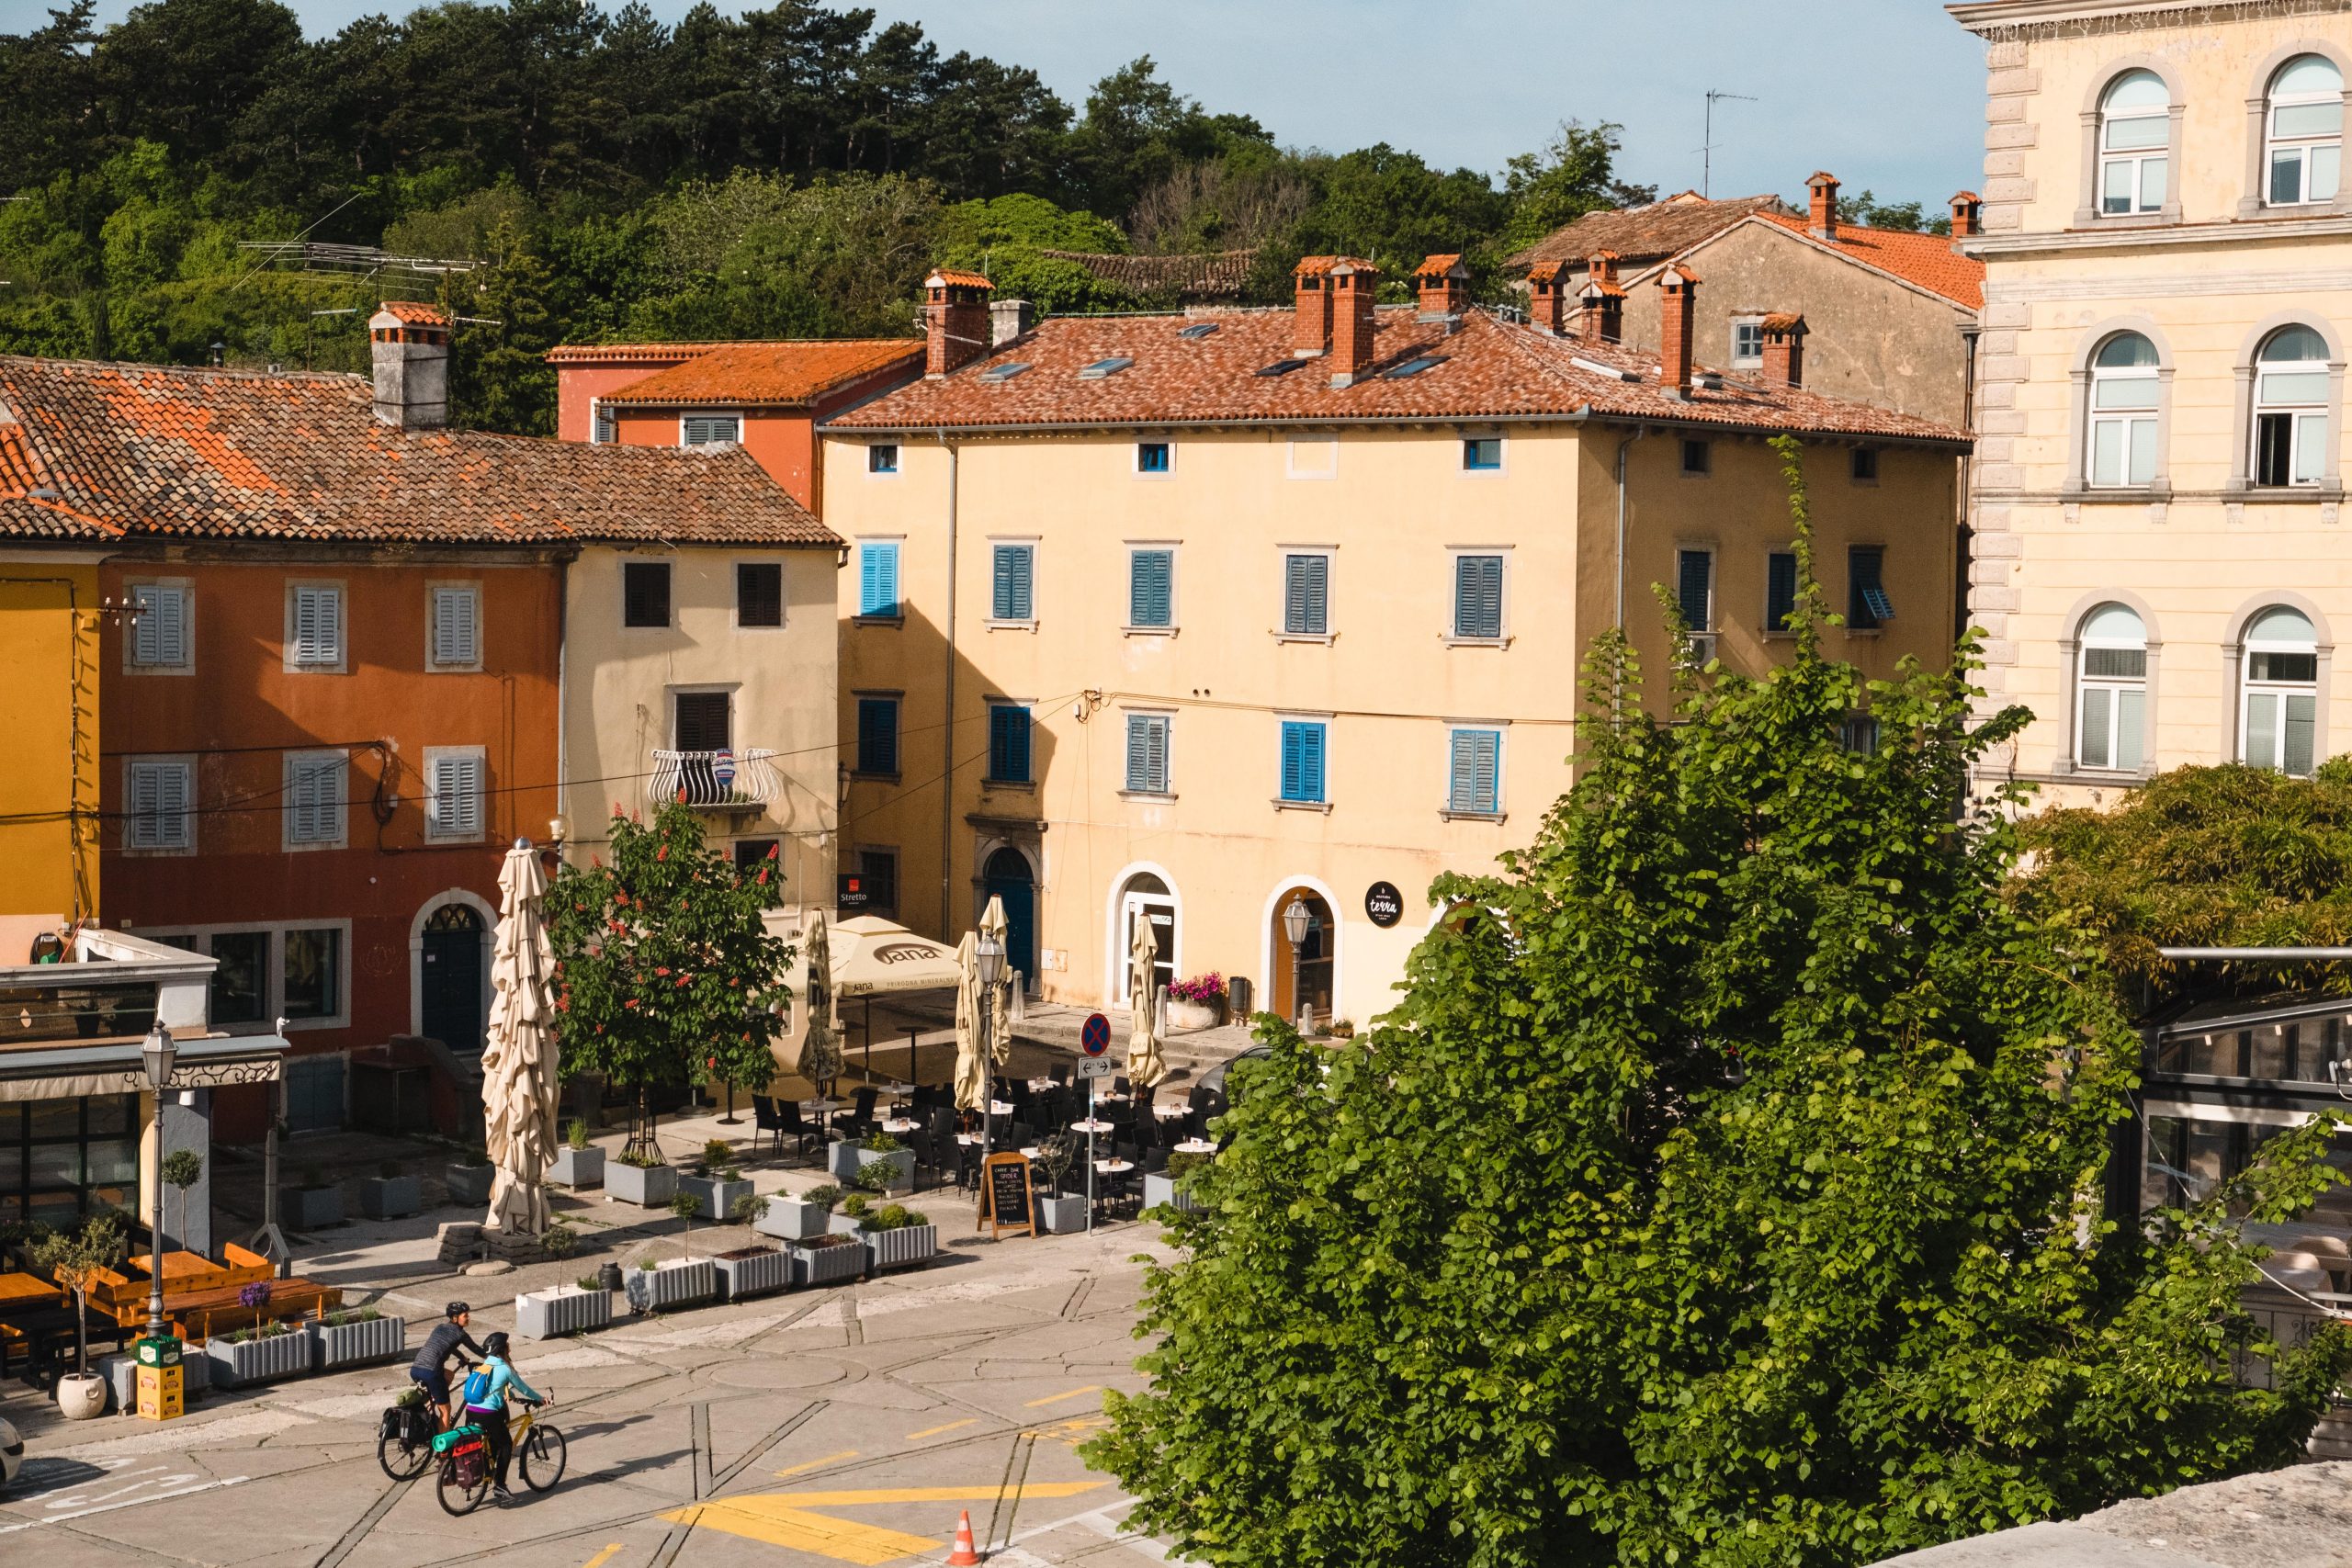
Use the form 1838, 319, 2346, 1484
431, 1424, 485, 1457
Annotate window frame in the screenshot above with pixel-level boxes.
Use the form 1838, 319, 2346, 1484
2074, 605, 2152, 774
132, 920, 354, 1033
855, 538, 903, 622
1731, 318, 1766, 368
1764, 548, 1801, 638
2238, 605, 2324, 775
1675, 547, 1716, 662
1122, 710, 1174, 798
1134, 440, 1174, 477
124, 580, 193, 674
423, 744, 489, 843
867, 442, 900, 477
425, 581, 482, 671
1461, 435, 1504, 474
989, 539, 1037, 627
2250, 325, 2333, 490
1275, 716, 1331, 810
2078, 62, 2182, 227
1680, 438, 1712, 477
679, 411, 742, 448
735, 559, 786, 630
1278, 547, 1335, 642
1442, 724, 1507, 821
122, 755, 195, 854
1125, 544, 1178, 635
621, 559, 672, 629
2264, 54, 2346, 208
854, 694, 901, 779
1847, 546, 1890, 632
1448, 547, 1510, 645
591, 400, 616, 445
1850, 447, 1880, 484
284, 581, 347, 673
854, 848, 899, 917
2086, 333, 2164, 490
282, 747, 350, 852
2093, 68, 2174, 219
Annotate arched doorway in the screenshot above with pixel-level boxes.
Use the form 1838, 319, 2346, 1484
420, 902, 487, 1054
1270, 886, 1335, 1026
981, 847, 1038, 989
1114, 872, 1177, 1004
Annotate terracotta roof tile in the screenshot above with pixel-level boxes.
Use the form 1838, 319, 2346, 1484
0, 356, 836, 547
545, 343, 725, 366
1036, 249, 1257, 299
594, 339, 922, 408
374, 300, 449, 326
1510, 194, 1785, 271
1756, 214, 1984, 309
1412, 254, 1464, 277
825, 307, 1969, 446
927, 268, 994, 289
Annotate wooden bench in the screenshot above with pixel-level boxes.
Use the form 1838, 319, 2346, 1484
89, 1244, 273, 1319
164, 1278, 342, 1345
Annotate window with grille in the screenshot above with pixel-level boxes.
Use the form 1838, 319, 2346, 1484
288, 585, 344, 668
623, 561, 670, 627
1732, 321, 1765, 367
130, 584, 189, 668
1279, 720, 1327, 805
1125, 714, 1170, 794
1766, 551, 1800, 632
427, 751, 485, 840
428, 585, 479, 668
858, 849, 898, 913
286, 751, 347, 846
125, 760, 192, 851
858, 542, 900, 618
682, 414, 741, 446
1128, 549, 1174, 628
991, 545, 1034, 622
1283, 554, 1329, 636
737, 562, 783, 627
1848, 547, 1891, 629
989, 705, 1032, 784
1453, 554, 1504, 639
1447, 729, 1502, 816
856, 697, 899, 775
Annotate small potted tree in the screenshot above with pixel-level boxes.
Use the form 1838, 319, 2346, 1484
159, 1149, 204, 1248
31, 1214, 125, 1419
283, 1166, 343, 1230
680, 1139, 753, 1220
1034, 1135, 1088, 1235
713, 1194, 792, 1300
1165, 973, 1227, 1031
361, 1160, 421, 1220
1145, 1148, 1211, 1214
831, 1130, 914, 1190
550, 1120, 604, 1190
755, 1183, 839, 1242
624, 1192, 718, 1312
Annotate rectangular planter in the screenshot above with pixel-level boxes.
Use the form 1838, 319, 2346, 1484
99, 1348, 209, 1411
858, 1149, 916, 1193
790, 1236, 865, 1287
826, 1141, 865, 1181
550, 1146, 605, 1189
679, 1175, 754, 1222
859, 1224, 937, 1273
753, 1200, 831, 1242
713, 1247, 792, 1301
623, 1258, 717, 1314
360, 1176, 421, 1220
311, 1313, 406, 1371
607, 1162, 678, 1208
282, 1186, 343, 1229
827, 1212, 867, 1239
206, 1328, 311, 1389
1143, 1175, 1204, 1214
1036, 1195, 1089, 1235
445, 1164, 494, 1205
516, 1285, 613, 1340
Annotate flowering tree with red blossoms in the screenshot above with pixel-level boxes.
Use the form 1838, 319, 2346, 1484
548, 802, 794, 1164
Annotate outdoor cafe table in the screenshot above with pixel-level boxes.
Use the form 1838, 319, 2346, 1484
1025, 1077, 1056, 1092
1093, 1159, 1135, 1175
1151, 1101, 1189, 1119
880, 1117, 919, 1134
0, 1272, 59, 1310
1174, 1138, 1216, 1154
1070, 1118, 1114, 1134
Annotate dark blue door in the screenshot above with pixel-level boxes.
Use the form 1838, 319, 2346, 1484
982, 849, 1037, 988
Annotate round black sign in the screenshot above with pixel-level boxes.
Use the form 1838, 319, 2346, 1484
1364, 881, 1405, 929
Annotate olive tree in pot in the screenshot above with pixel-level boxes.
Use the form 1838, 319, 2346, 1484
33, 1214, 126, 1419
1034, 1134, 1088, 1234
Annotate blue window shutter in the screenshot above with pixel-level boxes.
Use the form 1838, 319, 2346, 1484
1302, 724, 1326, 802
1677, 550, 1713, 630
859, 699, 899, 773
1131, 550, 1171, 626
1449, 729, 1499, 814
1127, 715, 1167, 792
1280, 723, 1305, 800
1475, 732, 1498, 813
991, 705, 1031, 783
1006, 546, 1033, 620
1126, 716, 1145, 789
861, 544, 899, 617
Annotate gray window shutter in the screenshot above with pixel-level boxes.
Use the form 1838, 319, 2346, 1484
291, 755, 345, 842
134, 586, 187, 666
1285, 556, 1328, 635
1126, 716, 1148, 789
157, 763, 189, 849
1448, 731, 1477, 812
1131, 551, 1172, 626
294, 587, 342, 665
433, 588, 477, 666
1455, 557, 1502, 638
435, 755, 484, 837
1677, 551, 1713, 631
1148, 718, 1167, 791
129, 764, 161, 849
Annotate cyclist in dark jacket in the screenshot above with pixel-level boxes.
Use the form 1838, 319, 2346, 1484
409, 1302, 484, 1430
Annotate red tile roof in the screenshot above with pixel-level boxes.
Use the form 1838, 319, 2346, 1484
375, 300, 449, 326
826, 307, 1969, 445
0, 357, 836, 547
1755, 213, 1984, 309
1036, 249, 1257, 299
927, 269, 994, 289
1510, 194, 1785, 271
592, 339, 922, 409
545, 343, 722, 367
1412, 254, 1464, 277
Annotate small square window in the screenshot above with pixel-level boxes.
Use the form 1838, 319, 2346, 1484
1681, 439, 1712, 476
1136, 442, 1171, 473
623, 561, 671, 628
737, 562, 783, 627
1733, 321, 1765, 367
869, 444, 899, 474
1463, 437, 1501, 471
1851, 447, 1879, 482
683, 414, 740, 446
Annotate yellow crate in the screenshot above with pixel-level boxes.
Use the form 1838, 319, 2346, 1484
135, 1363, 183, 1422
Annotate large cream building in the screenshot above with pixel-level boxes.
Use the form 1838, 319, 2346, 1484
818, 262, 1968, 1025
1951, 0, 2352, 800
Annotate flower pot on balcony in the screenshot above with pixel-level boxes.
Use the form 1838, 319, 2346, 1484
550, 1146, 604, 1190
753, 1199, 831, 1242
311, 1313, 406, 1371
713, 1246, 792, 1301
282, 1185, 343, 1230
516, 1284, 612, 1340
623, 1258, 716, 1314
607, 1161, 677, 1208
679, 1175, 754, 1222
360, 1176, 420, 1220
789, 1235, 865, 1287
207, 1327, 311, 1389
444, 1163, 494, 1206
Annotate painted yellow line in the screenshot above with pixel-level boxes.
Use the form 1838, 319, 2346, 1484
580, 1545, 625, 1568
775, 1482, 1102, 1507
774, 1449, 860, 1477
905, 1418, 977, 1440
1022, 1384, 1102, 1409
662, 1500, 938, 1566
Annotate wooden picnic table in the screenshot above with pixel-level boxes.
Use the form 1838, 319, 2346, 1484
0, 1272, 60, 1309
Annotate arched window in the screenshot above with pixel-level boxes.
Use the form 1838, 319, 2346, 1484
2241, 605, 2319, 774
2100, 71, 2171, 215
2267, 55, 2344, 205
2087, 333, 2160, 487
2075, 604, 2148, 772
2252, 325, 2331, 487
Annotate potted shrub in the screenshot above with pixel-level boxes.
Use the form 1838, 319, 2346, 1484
311, 1305, 405, 1371
517, 1278, 613, 1339
283, 1167, 343, 1230
1166, 973, 1227, 1031
445, 1148, 495, 1206
1145, 1149, 1212, 1214
680, 1140, 754, 1220
1033, 1135, 1088, 1235
207, 1319, 311, 1389
852, 1202, 938, 1272
540, 1220, 581, 1263
830, 1131, 914, 1190
361, 1160, 421, 1220
550, 1121, 604, 1190
755, 1184, 838, 1242
607, 1148, 678, 1208
789, 1232, 865, 1287
31, 1214, 125, 1419
714, 1197, 791, 1299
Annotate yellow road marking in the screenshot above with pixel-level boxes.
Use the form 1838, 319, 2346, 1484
774, 1449, 859, 1477
580, 1545, 625, 1568
1022, 1384, 1102, 1409
663, 1500, 939, 1566
904, 1419, 977, 1440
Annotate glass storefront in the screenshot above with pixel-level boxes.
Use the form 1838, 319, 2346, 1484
0, 1093, 141, 1229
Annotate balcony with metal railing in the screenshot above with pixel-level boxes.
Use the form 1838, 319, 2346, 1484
650, 748, 782, 810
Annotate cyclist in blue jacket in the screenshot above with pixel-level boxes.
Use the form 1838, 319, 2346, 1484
458, 1331, 544, 1503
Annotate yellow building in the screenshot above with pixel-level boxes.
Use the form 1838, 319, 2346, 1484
819, 262, 1968, 1025
1951, 0, 2352, 800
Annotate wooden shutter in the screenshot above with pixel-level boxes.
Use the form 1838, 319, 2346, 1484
674, 692, 731, 753
624, 562, 671, 627
1677, 550, 1713, 631
1281, 722, 1324, 802
133, 585, 187, 667
431, 587, 477, 666
1284, 555, 1328, 635
1126, 715, 1167, 793
858, 700, 898, 774
433, 754, 484, 837
683, 414, 739, 446
292, 587, 342, 665
990, 705, 1030, 783
860, 545, 898, 617
1454, 557, 1502, 638
129, 761, 189, 849
289, 754, 345, 843
736, 563, 783, 627
1449, 730, 1498, 815
1130, 550, 1172, 626
1767, 552, 1799, 631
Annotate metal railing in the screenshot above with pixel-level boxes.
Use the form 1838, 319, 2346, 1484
650, 748, 782, 809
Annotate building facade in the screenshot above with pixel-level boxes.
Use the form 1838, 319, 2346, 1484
820, 264, 1968, 1025
1950, 0, 2352, 801
0, 546, 101, 923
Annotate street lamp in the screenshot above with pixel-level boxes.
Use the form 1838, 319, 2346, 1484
1283, 897, 1311, 1032
140, 1021, 176, 1342
974, 933, 1004, 1170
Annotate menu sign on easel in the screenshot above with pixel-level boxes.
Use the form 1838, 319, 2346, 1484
982, 1150, 1035, 1238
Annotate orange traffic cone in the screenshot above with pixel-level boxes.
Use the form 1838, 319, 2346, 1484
945, 1509, 982, 1565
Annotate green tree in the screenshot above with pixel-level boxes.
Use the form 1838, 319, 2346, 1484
1840, 188, 1950, 236
448, 213, 559, 435
1086, 437, 2352, 1568
933, 191, 1143, 314
549, 802, 793, 1165
160, 1148, 203, 1247
1498, 119, 1656, 256
32, 1213, 126, 1377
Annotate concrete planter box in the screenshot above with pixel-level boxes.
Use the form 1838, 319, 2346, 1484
516, 1284, 612, 1340
624, 1258, 716, 1314
827, 1212, 867, 1239
100, 1348, 209, 1411
1036, 1195, 1089, 1234
445, 1164, 494, 1205
282, 1186, 343, 1230
311, 1313, 406, 1371
831, 1145, 914, 1191
1143, 1175, 1204, 1213
550, 1146, 604, 1189
753, 1199, 832, 1242
206, 1328, 311, 1389
858, 1224, 937, 1273
713, 1247, 792, 1301
607, 1161, 678, 1208
790, 1236, 865, 1287
360, 1176, 420, 1220
679, 1174, 754, 1222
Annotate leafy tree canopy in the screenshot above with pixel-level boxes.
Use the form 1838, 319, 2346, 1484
1086, 439, 2352, 1568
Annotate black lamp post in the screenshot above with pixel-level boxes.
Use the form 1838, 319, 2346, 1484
1283, 897, 1311, 1032
141, 1021, 177, 1343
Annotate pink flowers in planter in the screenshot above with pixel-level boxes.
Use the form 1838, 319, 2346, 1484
1168, 973, 1227, 1005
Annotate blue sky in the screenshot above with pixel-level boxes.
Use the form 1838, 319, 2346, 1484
70, 0, 1988, 209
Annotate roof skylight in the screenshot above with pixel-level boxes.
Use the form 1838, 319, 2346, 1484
1078, 356, 1134, 380
978, 362, 1032, 384
1178, 322, 1219, 340
1254, 358, 1311, 378
1384, 355, 1445, 379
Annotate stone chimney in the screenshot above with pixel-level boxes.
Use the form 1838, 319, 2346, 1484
1657, 263, 1701, 397
1807, 171, 1840, 242
989, 298, 1035, 346
1293, 256, 1337, 356
1526, 260, 1570, 335
1579, 251, 1626, 345
368, 301, 449, 430
1760, 312, 1806, 389
1328, 259, 1380, 388
1949, 190, 1982, 242
1413, 254, 1470, 320
923, 269, 993, 378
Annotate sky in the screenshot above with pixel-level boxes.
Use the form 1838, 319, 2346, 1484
64, 0, 1989, 209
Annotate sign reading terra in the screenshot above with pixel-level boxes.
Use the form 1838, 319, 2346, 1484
1080, 1012, 1112, 1056
1364, 881, 1405, 929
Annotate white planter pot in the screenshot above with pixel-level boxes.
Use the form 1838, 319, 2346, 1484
860, 1224, 937, 1273
360, 1176, 421, 1220
311, 1314, 406, 1371
679, 1175, 754, 1222
623, 1258, 717, 1314
1167, 998, 1221, 1031
1143, 1174, 1204, 1213
754, 1200, 832, 1241
445, 1164, 494, 1205
206, 1329, 311, 1389
845, 1147, 914, 1193
1036, 1195, 1089, 1234
55, 1371, 107, 1420
550, 1146, 605, 1189
713, 1247, 792, 1301
607, 1162, 678, 1208
516, 1285, 612, 1340
790, 1236, 865, 1286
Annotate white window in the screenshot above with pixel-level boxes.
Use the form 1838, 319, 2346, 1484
592, 401, 616, 444
2241, 606, 2320, 775
682, 413, 741, 446
285, 750, 348, 847
129, 583, 190, 669
2253, 325, 2331, 488
125, 759, 193, 851
2099, 70, 2170, 215
2088, 332, 2161, 488
428, 584, 480, 670
2267, 55, 2344, 206
2075, 604, 2148, 773
426, 749, 487, 840
288, 584, 345, 670
1732, 320, 1765, 367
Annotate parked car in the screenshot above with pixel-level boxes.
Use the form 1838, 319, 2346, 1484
1187, 1045, 1272, 1131
0, 1416, 22, 1488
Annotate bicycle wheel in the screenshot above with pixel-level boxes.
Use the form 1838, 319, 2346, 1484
519, 1424, 568, 1493
377, 1431, 432, 1482
436, 1453, 491, 1517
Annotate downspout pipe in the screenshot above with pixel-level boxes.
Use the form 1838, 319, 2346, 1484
938, 433, 958, 936
1614, 428, 1645, 635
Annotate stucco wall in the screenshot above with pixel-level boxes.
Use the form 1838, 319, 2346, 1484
0, 555, 99, 921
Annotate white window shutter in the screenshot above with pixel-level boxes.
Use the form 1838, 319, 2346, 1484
293, 587, 343, 665
456, 755, 484, 836
433, 754, 484, 838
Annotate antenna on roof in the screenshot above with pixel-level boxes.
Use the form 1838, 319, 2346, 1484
1699, 90, 1758, 198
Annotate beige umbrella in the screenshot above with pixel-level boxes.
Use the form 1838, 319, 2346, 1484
483, 840, 558, 1236
797, 910, 843, 1092
952, 931, 986, 1111
978, 897, 1013, 1068
1126, 911, 1167, 1089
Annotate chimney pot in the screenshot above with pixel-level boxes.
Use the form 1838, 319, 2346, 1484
1527, 261, 1569, 335
1578, 250, 1625, 345
1949, 190, 1981, 243
1657, 264, 1702, 397
367, 301, 450, 430
1807, 171, 1841, 242
989, 298, 1035, 347
1760, 312, 1806, 389
1328, 260, 1380, 387
1413, 254, 1471, 321
1293, 256, 1338, 356
924, 269, 994, 377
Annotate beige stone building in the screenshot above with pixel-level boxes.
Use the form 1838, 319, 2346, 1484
817, 263, 1968, 1026
1951, 0, 2352, 800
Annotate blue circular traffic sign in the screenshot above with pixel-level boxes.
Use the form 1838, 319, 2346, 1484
1080, 1013, 1111, 1056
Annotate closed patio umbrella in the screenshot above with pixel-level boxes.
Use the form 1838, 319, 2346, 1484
952, 931, 986, 1111
797, 910, 843, 1093
483, 840, 558, 1236
1126, 911, 1167, 1089
978, 896, 1013, 1069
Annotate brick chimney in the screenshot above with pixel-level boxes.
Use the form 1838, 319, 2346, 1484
1293, 257, 1337, 356
1657, 263, 1701, 397
1413, 254, 1470, 319
1760, 312, 1806, 389
1807, 171, 1840, 242
1579, 251, 1626, 345
923, 269, 992, 378
367, 301, 449, 430
1329, 259, 1380, 388
1526, 260, 1569, 334
1949, 190, 1981, 242
989, 298, 1035, 346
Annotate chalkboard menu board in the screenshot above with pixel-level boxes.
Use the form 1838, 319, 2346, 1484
983, 1151, 1035, 1238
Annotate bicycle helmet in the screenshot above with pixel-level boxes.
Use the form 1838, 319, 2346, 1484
445, 1301, 471, 1319
483, 1331, 510, 1358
